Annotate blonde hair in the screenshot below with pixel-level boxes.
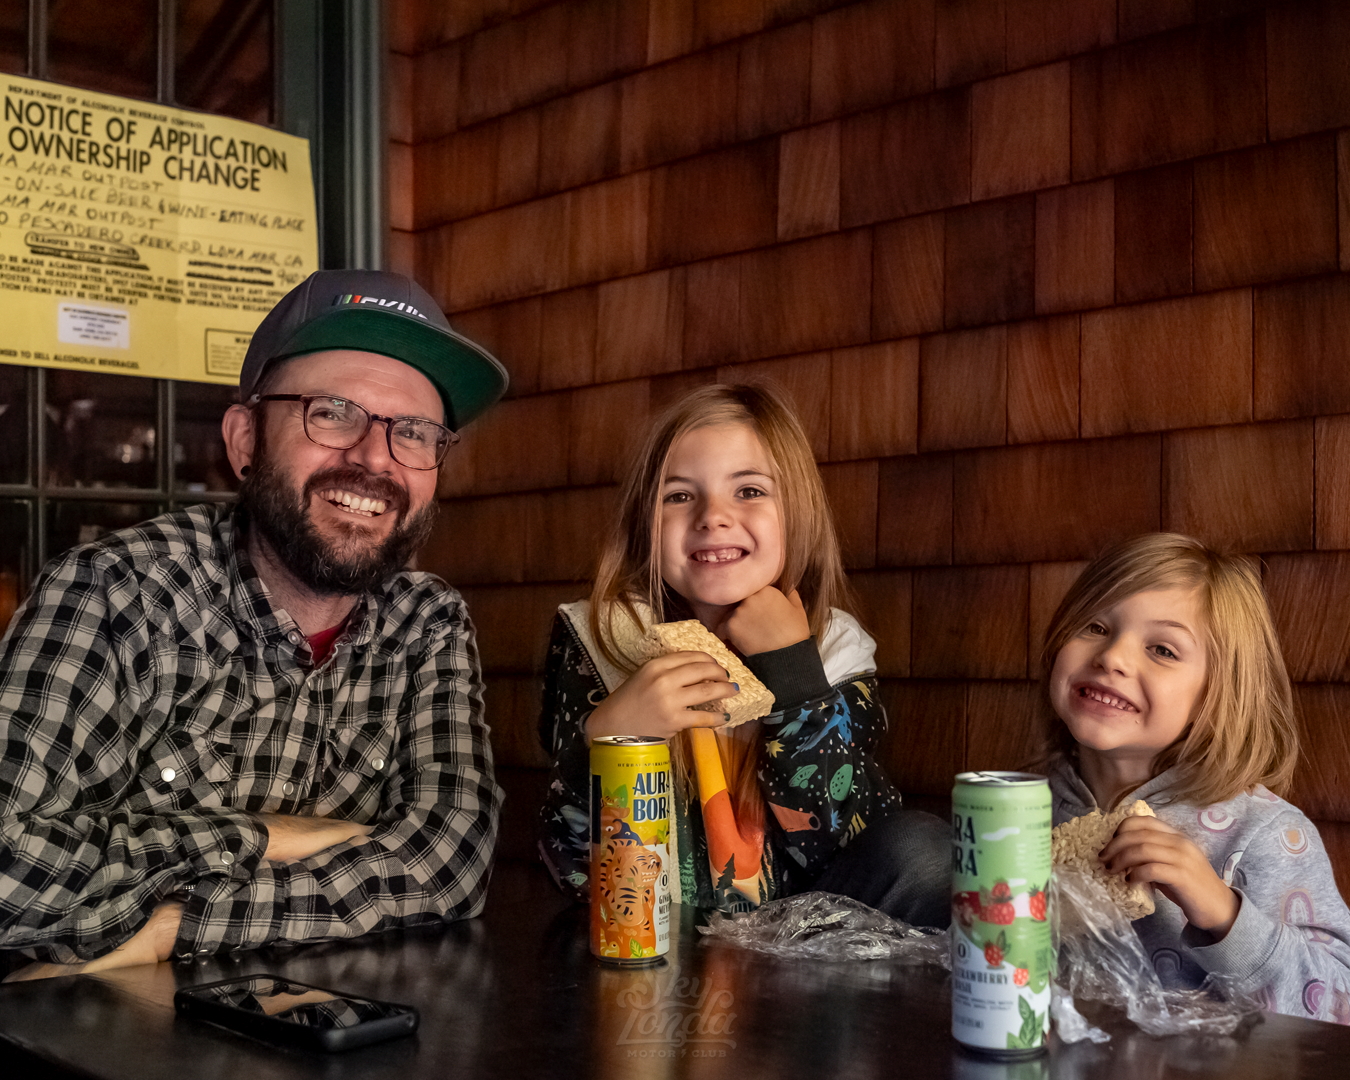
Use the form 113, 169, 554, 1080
589, 382, 852, 830
1040, 533, 1298, 807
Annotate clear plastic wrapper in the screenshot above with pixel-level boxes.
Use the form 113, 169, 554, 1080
698, 873, 1261, 1042
1051, 866, 1261, 1039
1050, 983, 1110, 1044
697, 891, 949, 966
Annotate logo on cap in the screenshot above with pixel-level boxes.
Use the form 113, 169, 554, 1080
334, 293, 428, 320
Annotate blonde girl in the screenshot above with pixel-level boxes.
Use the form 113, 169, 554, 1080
1042, 533, 1350, 1023
537, 383, 948, 923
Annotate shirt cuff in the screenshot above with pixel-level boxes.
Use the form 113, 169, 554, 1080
743, 638, 831, 708
1181, 889, 1279, 981
171, 813, 271, 957
160, 806, 266, 881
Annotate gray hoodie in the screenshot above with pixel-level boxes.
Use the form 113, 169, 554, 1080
1049, 756, 1350, 1025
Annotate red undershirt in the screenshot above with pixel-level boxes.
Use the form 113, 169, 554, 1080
306, 618, 348, 666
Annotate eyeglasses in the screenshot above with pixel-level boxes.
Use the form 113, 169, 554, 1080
250, 394, 457, 470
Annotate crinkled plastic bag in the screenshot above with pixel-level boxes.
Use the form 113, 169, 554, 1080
697, 875, 1260, 1042
697, 891, 949, 967
1051, 983, 1110, 1044
1052, 866, 1261, 1039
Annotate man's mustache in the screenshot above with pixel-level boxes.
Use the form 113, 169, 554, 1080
303, 466, 410, 516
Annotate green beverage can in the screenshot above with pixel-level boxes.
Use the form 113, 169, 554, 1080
951, 772, 1053, 1058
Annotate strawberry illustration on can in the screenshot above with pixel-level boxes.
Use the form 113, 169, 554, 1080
1028, 884, 1048, 922
983, 881, 1016, 925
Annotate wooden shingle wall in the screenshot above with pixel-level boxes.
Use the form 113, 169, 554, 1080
388, 0, 1350, 891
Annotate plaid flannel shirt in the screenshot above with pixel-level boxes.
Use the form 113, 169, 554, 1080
0, 504, 501, 963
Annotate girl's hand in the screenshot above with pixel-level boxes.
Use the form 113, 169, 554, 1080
1099, 816, 1241, 937
585, 653, 738, 742
721, 586, 810, 657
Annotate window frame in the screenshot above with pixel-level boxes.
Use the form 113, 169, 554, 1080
1, 0, 384, 586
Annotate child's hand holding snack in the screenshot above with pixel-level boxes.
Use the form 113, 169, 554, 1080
585, 651, 737, 742
1100, 814, 1241, 937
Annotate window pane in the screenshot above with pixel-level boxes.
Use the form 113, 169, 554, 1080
49, 0, 159, 101
0, 363, 28, 484
46, 370, 157, 489
0, 3, 25, 76
176, 0, 274, 126
0, 499, 33, 638
47, 498, 163, 560
175, 379, 238, 494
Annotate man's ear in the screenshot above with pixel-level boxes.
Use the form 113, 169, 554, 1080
222, 404, 257, 479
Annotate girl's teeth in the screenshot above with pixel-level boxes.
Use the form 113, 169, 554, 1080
694, 549, 742, 563
1081, 686, 1134, 711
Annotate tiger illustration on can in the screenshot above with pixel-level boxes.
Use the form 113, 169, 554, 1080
590, 736, 671, 964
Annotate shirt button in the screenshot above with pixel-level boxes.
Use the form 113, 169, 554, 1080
372, 758, 385, 772
160, 767, 177, 782
282, 782, 295, 796
287, 631, 302, 644
218, 850, 236, 866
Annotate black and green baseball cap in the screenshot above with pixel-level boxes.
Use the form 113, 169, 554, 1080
239, 270, 508, 430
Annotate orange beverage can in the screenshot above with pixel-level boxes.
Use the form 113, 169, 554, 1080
590, 735, 671, 964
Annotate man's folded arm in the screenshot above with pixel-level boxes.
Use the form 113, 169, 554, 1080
0, 555, 269, 963
0, 803, 268, 962
173, 605, 503, 955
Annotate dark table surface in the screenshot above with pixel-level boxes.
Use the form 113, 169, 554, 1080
4, 861, 1350, 1080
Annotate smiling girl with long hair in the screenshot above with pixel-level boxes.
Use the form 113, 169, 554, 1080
1041, 533, 1350, 1023
537, 383, 948, 923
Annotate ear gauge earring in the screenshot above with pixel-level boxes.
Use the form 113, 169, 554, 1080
240, 466, 252, 477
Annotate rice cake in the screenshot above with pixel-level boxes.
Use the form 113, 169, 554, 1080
1052, 799, 1158, 920
623, 619, 775, 728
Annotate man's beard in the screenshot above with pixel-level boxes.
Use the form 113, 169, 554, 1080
238, 448, 439, 597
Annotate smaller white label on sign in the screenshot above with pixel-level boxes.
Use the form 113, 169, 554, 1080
204, 328, 253, 378
58, 303, 131, 349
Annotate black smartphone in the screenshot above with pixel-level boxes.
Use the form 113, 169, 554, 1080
173, 975, 419, 1052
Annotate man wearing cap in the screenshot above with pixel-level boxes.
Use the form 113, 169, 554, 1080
0, 270, 508, 978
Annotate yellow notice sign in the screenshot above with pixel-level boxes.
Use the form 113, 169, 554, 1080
0, 74, 318, 384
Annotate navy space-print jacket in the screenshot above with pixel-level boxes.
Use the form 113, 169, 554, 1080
536, 605, 902, 912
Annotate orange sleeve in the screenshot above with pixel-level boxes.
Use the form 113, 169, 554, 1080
688, 727, 763, 881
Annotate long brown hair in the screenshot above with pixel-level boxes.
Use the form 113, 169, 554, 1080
1038, 533, 1298, 807
589, 383, 852, 831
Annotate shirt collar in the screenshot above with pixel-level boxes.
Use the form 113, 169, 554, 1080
220, 505, 377, 651
1049, 752, 1184, 817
